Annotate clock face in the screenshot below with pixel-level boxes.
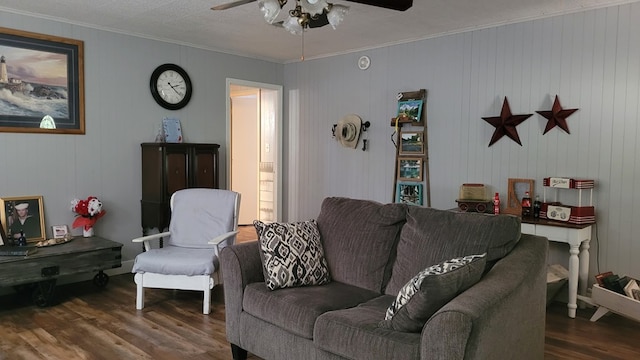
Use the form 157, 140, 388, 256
150, 64, 192, 110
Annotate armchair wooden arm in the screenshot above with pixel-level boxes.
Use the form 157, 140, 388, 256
209, 230, 239, 247
132, 231, 170, 251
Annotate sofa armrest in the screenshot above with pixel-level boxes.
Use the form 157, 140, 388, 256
220, 241, 264, 345
421, 234, 548, 360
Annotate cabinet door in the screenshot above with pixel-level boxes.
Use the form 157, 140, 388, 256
165, 147, 189, 196
141, 144, 164, 203
191, 146, 219, 188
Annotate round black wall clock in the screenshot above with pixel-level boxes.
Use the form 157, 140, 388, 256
150, 63, 193, 110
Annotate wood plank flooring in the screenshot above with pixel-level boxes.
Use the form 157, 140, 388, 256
0, 226, 638, 359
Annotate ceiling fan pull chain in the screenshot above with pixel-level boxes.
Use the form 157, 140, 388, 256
300, 29, 305, 61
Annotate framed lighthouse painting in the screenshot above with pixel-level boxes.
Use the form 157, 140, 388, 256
0, 27, 84, 134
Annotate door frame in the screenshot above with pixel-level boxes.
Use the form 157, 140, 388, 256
226, 78, 283, 222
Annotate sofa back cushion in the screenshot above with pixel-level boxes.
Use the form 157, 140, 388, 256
385, 207, 521, 296
316, 197, 407, 293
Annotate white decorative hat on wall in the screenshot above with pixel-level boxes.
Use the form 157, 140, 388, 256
335, 114, 363, 148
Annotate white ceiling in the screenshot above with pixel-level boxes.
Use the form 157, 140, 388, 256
0, 0, 636, 63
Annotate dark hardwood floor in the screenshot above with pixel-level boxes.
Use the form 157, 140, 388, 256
0, 227, 638, 359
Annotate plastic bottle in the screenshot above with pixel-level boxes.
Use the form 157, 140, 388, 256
493, 192, 500, 215
521, 191, 532, 218
533, 195, 542, 219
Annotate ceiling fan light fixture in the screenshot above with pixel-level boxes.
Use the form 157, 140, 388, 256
258, 0, 282, 23
300, 0, 329, 16
327, 4, 349, 29
283, 15, 304, 35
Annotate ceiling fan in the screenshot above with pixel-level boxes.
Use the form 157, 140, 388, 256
212, 0, 412, 11
212, 0, 413, 33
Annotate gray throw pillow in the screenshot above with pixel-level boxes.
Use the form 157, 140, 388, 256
254, 220, 331, 291
379, 253, 487, 333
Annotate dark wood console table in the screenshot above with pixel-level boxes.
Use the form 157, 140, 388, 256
0, 236, 122, 306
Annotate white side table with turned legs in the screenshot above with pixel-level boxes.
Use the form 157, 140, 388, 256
521, 218, 593, 319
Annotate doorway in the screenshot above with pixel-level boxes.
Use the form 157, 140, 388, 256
227, 79, 282, 225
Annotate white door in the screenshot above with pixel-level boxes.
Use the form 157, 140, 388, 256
228, 80, 282, 224
231, 92, 259, 224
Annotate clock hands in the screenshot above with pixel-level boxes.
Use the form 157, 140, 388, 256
166, 82, 184, 96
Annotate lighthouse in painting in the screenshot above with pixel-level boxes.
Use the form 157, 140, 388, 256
0, 55, 7, 83
0, 56, 23, 89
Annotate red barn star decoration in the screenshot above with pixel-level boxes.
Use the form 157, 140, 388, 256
536, 95, 578, 134
482, 97, 532, 147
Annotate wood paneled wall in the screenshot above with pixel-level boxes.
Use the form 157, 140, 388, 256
283, 3, 640, 280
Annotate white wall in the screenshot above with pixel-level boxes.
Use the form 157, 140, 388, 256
0, 11, 283, 263
283, 3, 640, 280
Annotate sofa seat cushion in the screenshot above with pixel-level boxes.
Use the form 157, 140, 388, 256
317, 197, 407, 293
243, 281, 380, 339
254, 219, 331, 290
386, 207, 521, 295
314, 296, 421, 360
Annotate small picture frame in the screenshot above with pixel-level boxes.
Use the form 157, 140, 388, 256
52, 225, 70, 239
399, 131, 425, 155
163, 117, 183, 143
0, 195, 46, 243
397, 99, 423, 123
505, 178, 534, 215
398, 157, 423, 182
396, 182, 423, 206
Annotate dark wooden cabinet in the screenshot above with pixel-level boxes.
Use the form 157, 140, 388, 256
140, 143, 220, 233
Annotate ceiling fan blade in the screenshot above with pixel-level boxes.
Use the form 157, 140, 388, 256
211, 0, 257, 11
345, 0, 412, 11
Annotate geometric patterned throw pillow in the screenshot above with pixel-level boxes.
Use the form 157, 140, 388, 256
379, 253, 487, 333
254, 220, 331, 291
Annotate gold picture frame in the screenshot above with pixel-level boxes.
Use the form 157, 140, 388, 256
0, 27, 85, 134
505, 178, 534, 216
0, 195, 46, 243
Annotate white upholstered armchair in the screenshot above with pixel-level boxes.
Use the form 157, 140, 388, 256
131, 188, 240, 314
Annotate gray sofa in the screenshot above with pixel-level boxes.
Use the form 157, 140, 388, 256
221, 197, 548, 360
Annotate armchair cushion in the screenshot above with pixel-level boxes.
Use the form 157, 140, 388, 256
379, 253, 486, 333
168, 188, 238, 249
254, 219, 331, 290
132, 245, 217, 276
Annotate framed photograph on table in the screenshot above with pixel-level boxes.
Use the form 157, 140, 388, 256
398, 157, 423, 182
0, 195, 46, 243
505, 178, 534, 215
0, 27, 85, 134
52, 225, 70, 239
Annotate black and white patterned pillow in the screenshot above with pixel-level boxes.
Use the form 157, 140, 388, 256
254, 220, 331, 291
380, 253, 487, 332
